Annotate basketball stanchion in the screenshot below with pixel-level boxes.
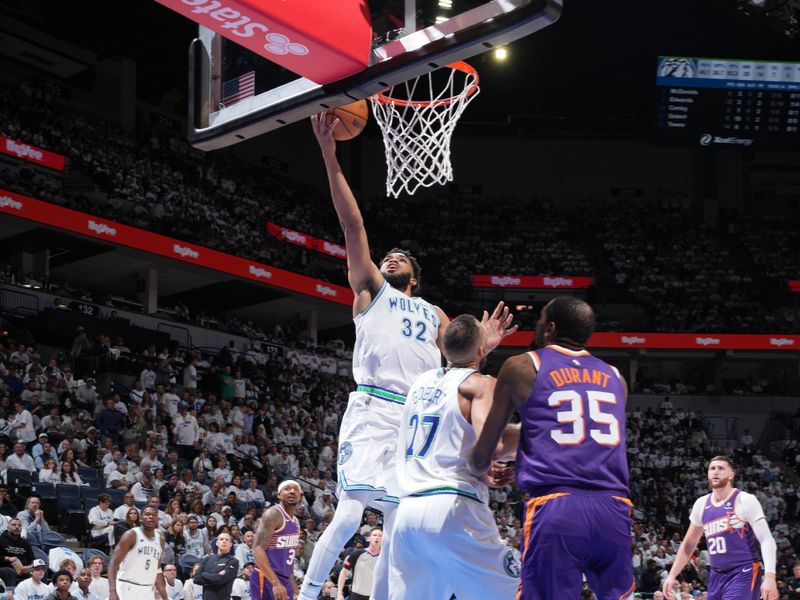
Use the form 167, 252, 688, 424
370, 61, 480, 198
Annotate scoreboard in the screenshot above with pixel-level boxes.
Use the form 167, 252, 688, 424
654, 56, 800, 150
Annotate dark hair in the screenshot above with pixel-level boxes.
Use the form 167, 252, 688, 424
443, 315, 482, 365
381, 248, 422, 293
53, 569, 73, 583
709, 456, 735, 470
545, 297, 595, 346
98, 493, 111, 504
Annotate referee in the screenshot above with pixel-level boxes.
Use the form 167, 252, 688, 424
193, 532, 239, 600
336, 529, 382, 600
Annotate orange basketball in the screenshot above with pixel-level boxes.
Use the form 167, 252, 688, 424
328, 100, 369, 141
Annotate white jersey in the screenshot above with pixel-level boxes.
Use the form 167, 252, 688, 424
117, 527, 162, 585
397, 367, 488, 504
353, 281, 441, 399
14, 578, 52, 600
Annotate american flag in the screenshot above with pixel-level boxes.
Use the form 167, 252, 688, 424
221, 71, 255, 106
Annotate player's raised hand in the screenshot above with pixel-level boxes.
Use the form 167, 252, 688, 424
481, 301, 518, 353
311, 112, 339, 159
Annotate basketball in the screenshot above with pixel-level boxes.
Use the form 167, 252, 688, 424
328, 100, 369, 141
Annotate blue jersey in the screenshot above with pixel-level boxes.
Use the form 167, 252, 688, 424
515, 344, 629, 496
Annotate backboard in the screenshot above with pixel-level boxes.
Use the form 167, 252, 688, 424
188, 0, 562, 150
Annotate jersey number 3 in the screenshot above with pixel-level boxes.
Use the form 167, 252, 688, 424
548, 390, 620, 446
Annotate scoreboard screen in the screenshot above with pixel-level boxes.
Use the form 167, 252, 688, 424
654, 56, 800, 150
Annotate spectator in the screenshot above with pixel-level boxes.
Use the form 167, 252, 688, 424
113, 507, 141, 544
174, 404, 199, 462
0, 518, 34, 587
17, 497, 50, 537
112, 493, 138, 522
7, 441, 35, 473
9, 400, 35, 444
72, 567, 98, 600
182, 564, 203, 600
163, 565, 183, 600
88, 494, 115, 546
97, 397, 124, 444
183, 515, 210, 558
87, 556, 109, 600
107, 460, 135, 490
39, 458, 59, 484
58, 461, 82, 486
230, 561, 254, 600
45, 570, 77, 600
14, 558, 50, 600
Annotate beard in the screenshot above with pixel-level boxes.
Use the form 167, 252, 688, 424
384, 271, 412, 291
709, 475, 730, 489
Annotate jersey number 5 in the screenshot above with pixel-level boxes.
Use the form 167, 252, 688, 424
406, 413, 441, 458
548, 390, 620, 446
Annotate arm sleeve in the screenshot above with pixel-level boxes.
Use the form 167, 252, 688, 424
738, 493, 776, 573
736, 492, 767, 524
688, 496, 707, 527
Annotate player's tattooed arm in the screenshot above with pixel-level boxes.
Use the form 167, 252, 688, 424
252, 507, 288, 594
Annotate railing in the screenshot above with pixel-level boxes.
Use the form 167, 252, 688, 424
157, 322, 193, 350
0, 287, 39, 316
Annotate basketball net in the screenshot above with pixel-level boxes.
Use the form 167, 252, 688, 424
370, 61, 480, 198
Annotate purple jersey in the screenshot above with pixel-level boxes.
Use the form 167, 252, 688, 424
266, 505, 300, 579
701, 489, 761, 571
516, 345, 629, 496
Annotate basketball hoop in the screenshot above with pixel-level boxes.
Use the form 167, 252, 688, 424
370, 61, 480, 198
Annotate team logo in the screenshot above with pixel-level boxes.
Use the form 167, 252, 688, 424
503, 550, 521, 577
338, 442, 353, 465
659, 57, 695, 78
700, 134, 713, 146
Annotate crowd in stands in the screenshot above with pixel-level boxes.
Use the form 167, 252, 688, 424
1, 80, 799, 335
0, 310, 798, 599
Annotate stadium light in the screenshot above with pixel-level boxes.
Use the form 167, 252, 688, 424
494, 47, 508, 60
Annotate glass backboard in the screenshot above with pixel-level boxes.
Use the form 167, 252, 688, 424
188, 0, 562, 150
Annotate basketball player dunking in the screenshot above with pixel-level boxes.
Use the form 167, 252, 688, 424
390, 315, 520, 600
300, 113, 516, 600
108, 507, 168, 600
472, 297, 635, 600
662, 456, 778, 600
251, 480, 302, 600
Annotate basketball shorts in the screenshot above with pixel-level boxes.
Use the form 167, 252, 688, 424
250, 568, 294, 600
336, 391, 404, 503
116, 579, 156, 600
707, 563, 761, 600
388, 494, 520, 600
517, 490, 635, 600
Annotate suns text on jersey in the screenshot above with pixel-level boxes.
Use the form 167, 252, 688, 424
272, 534, 300, 549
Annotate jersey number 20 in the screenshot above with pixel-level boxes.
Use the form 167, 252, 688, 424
406, 413, 441, 458
548, 390, 620, 446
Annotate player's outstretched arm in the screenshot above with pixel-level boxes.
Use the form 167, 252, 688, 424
107, 529, 138, 600
470, 354, 535, 474
661, 524, 703, 600
251, 507, 290, 600
311, 113, 382, 301
481, 301, 518, 354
